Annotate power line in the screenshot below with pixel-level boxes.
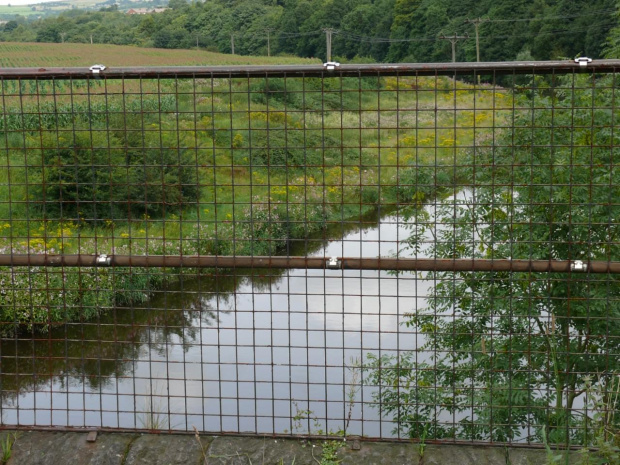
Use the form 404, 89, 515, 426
218, 8, 617, 47
218, 7, 614, 48
330, 7, 616, 45
276, 30, 323, 38
439, 33, 468, 62
487, 19, 615, 40
464, 18, 489, 62
337, 30, 436, 43
335, 16, 613, 46
265, 28, 273, 56
487, 8, 617, 23
322, 28, 336, 62
213, 7, 614, 58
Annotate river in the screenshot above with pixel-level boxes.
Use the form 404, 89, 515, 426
0, 199, 449, 437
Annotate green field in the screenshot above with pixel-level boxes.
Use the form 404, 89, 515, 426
0, 5, 39, 16
0, 42, 319, 67
0, 0, 111, 18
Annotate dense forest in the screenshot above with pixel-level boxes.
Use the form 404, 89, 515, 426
1, 0, 620, 62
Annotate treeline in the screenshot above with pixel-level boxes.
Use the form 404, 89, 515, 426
1, 0, 618, 62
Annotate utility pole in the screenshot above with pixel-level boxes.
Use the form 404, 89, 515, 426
464, 18, 489, 62
265, 28, 273, 57
90, 34, 93, 45
322, 28, 335, 62
196, 35, 199, 51
439, 33, 468, 63
231, 34, 235, 54
59, 32, 66, 43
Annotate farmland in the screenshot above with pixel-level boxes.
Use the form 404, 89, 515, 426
0, 5, 39, 17
0, 42, 319, 68
0, 0, 119, 18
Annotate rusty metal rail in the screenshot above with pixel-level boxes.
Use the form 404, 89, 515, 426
1, 254, 616, 273
0, 58, 617, 79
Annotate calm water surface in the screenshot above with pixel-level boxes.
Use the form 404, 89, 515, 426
1, 199, 452, 437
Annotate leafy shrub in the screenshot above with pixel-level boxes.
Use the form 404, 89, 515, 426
366, 74, 620, 445
250, 76, 379, 110
31, 129, 199, 220
0, 96, 175, 132
396, 163, 451, 204
250, 128, 357, 168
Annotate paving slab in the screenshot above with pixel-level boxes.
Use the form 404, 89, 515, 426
420, 444, 513, 465
123, 433, 211, 465
338, 440, 415, 464
506, 447, 580, 465
6, 430, 136, 465
206, 436, 315, 465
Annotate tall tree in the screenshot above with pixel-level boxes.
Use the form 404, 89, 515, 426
366, 73, 620, 443
387, 0, 423, 61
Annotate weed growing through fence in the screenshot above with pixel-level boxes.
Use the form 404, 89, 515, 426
288, 404, 346, 464
0, 432, 19, 464
542, 428, 566, 465
137, 385, 169, 431
344, 357, 361, 435
575, 373, 620, 465
192, 426, 208, 465
417, 423, 428, 461
311, 439, 342, 465
138, 407, 168, 431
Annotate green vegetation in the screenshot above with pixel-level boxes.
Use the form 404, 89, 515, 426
0, 432, 18, 465
289, 406, 345, 464
0, 42, 318, 68
0, 74, 505, 334
313, 439, 343, 465
0, 0, 617, 457
0, 0, 104, 17
0, 5, 40, 17
365, 73, 620, 451
0, 0, 616, 63
138, 386, 170, 431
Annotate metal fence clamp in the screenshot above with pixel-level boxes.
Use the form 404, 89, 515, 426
570, 260, 588, 272
574, 57, 592, 67
326, 256, 341, 269
95, 254, 112, 266
323, 61, 340, 71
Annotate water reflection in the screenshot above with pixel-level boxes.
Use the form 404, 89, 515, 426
0, 206, 434, 437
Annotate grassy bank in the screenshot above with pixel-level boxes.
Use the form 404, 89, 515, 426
0, 73, 511, 333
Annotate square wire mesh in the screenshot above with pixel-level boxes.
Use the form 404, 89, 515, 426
0, 65, 618, 446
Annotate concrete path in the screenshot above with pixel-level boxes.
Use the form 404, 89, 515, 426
0, 430, 577, 464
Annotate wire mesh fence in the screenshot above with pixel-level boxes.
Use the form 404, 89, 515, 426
0, 61, 619, 446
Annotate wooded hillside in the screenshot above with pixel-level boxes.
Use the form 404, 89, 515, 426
1, 0, 618, 62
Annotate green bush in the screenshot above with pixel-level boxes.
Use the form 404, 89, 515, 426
32, 129, 199, 220
366, 74, 620, 445
250, 129, 357, 168
0, 96, 175, 132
